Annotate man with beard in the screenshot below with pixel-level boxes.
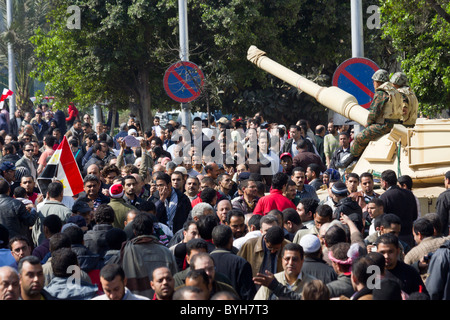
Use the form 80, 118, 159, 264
184, 176, 200, 202
290, 166, 319, 205
18, 256, 54, 300
225, 209, 247, 240
232, 178, 260, 214
150, 266, 175, 300
122, 175, 143, 208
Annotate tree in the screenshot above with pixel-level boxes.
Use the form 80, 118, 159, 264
380, 0, 450, 117
33, 1, 388, 129
0, 0, 50, 112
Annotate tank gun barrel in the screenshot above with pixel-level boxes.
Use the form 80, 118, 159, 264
247, 45, 369, 126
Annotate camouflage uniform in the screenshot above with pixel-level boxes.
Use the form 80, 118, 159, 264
350, 90, 394, 157
390, 72, 418, 127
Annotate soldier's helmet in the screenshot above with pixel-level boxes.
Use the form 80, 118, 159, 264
372, 69, 389, 82
390, 72, 408, 87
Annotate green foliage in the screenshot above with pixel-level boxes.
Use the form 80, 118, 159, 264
380, 0, 450, 117
0, 0, 50, 111
34, 1, 397, 128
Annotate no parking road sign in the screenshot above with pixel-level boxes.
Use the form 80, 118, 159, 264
332, 57, 380, 109
164, 61, 205, 103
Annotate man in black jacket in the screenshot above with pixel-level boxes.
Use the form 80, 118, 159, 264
436, 170, 450, 236
330, 181, 363, 220
0, 179, 37, 241
210, 224, 256, 300
379, 170, 417, 248
152, 171, 192, 234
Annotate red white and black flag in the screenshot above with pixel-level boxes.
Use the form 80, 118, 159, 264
0, 88, 13, 109
37, 136, 84, 197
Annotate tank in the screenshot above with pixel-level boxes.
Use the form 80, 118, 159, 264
247, 45, 447, 214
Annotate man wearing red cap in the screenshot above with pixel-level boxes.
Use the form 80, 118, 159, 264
108, 183, 137, 230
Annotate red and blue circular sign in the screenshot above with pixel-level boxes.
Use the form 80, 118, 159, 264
163, 61, 205, 103
332, 57, 380, 109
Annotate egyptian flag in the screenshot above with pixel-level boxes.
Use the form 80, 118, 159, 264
37, 136, 84, 197
0, 89, 13, 109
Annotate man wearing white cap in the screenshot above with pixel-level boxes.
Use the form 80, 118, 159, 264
299, 234, 337, 284
107, 183, 137, 230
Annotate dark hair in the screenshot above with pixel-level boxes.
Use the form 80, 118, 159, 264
137, 200, 156, 213
330, 242, 350, 261
248, 214, 262, 230
398, 175, 413, 190
381, 169, 397, 187
226, 209, 245, 225
212, 225, 233, 248
63, 226, 84, 245
154, 171, 171, 185
315, 204, 333, 219
132, 213, 154, 236
200, 187, 217, 204
83, 174, 100, 185
43, 134, 56, 147
101, 164, 120, 178
43, 214, 63, 235
379, 213, 401, 229
18, 255, 41, 274
413, 218, 434, 238
94, 204, 115, 224
186, 268, 210, 286
367, 252, 385, 275
347, 172, 359, 181
196, 215, 218, 240
265, 226, 285, 245
0, 180, 10, 195
282, 208, 301, 225
9, 235, 30, 250
100, 263, 125, 282
375, 232, 399, 249
47, 182, 64, 198
186, 238, 208, 256
49, 232, 71, 253
13, 186, 27, 198
423, 213, 442, 236
299, 198, 319, 215
51, 247, 78, 277
368, 198, 384, 208
105, 228, 127, 251
352, 255, 377, 285
360, 172, 373, 181
307, 163, 321, 177
271, 172, 289, 190
281, 242, 304, 259
324, 225, 347, 247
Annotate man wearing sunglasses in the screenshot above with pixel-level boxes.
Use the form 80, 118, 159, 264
15, 142, 38, 181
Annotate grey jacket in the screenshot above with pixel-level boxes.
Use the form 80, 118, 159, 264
45, 276, 98, 300
33, 200, 72, 246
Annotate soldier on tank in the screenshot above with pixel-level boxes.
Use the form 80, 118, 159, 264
340, 69, 404, 167
390, 72, 418, 127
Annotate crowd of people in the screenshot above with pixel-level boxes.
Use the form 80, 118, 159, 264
0, 100, 449, 302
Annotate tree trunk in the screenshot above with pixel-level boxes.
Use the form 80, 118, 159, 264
134, 68, 152, 133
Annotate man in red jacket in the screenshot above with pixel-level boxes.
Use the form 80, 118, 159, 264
253, 172, 296, 216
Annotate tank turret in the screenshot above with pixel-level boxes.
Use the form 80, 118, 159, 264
247, 45, 449, 193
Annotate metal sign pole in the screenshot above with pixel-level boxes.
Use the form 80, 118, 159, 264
6, 0, 16, 115
351, 0, 364, 135
179, 0, 191, 130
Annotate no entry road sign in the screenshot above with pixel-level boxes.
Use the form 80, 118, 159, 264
332, 57, 380, 109
164, 61, 205, 103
